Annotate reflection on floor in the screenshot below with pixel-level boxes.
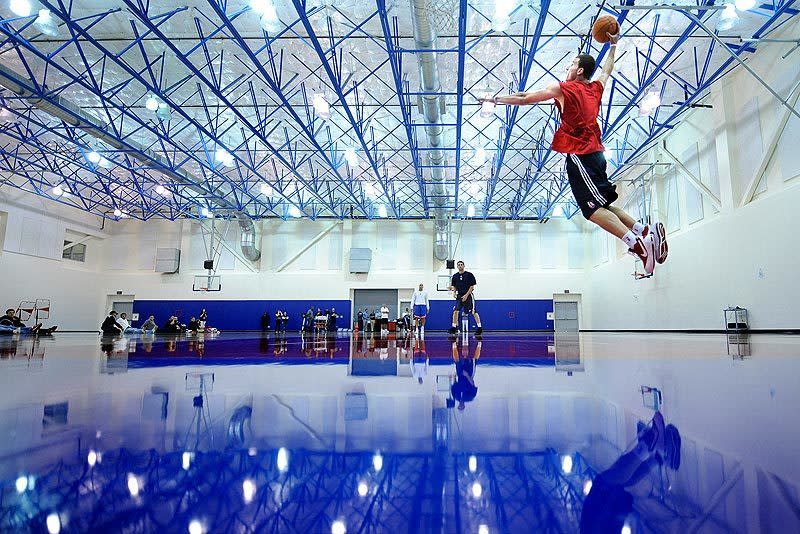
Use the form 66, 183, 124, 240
0, 332, 797, 533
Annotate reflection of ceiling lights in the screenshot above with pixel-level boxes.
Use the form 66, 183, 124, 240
561, 455, 573, 474
717, 3, 739, 31
372, 453, 383, 472
9, 0, 32, 17
313, 93, 331, 119
331, 521, 346, 534
34, 9, 59, 37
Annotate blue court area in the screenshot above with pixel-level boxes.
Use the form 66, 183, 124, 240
0, 332, 797, 533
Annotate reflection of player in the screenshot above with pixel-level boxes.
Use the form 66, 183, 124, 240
450, 338, 482, 410
411, 283, 430, 335
448, 261, 483, 335
410, 336, 428, 384
580, 411, 681, 533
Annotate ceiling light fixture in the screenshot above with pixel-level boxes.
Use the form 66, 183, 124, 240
735, 0, 756, 10
51, 185, 64, 197
474, 146, 486, 165
214, 147, 234, 167
638, 86, 661, 116
376, 204, 387, 218
717, 3, 739, 31
480, 92, 496, 119
313, 92, 331, 119
87, 150, 101, 164
34, 9, 59, 37
467, 203, 476, 217
260, 182, 274, 197
145, 94, 160, 112
344, 147, 359, 168
256, 0, 281, 33
9, 0, 32, 18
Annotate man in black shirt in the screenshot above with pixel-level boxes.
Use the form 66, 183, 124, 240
101, 311, 124, 335
449, 260, 483, 335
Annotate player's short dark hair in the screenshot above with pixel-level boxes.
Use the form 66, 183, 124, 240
457, 260, 465, 265
576, 54, 596, 78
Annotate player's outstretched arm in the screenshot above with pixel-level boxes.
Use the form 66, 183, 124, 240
596, 31, 619, 88
478, 83, 562, 107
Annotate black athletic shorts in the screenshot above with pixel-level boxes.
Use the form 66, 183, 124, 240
565, 151, 618, 219
453, 294, 475, 314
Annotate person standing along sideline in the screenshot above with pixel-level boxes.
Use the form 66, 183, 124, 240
449, 261, 483, 335
411, 283, 430, 335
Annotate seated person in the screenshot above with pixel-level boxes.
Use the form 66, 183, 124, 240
117, 312, 141, 334
1, 308, 56, 335
161, 316, 183, 334
101, 311, 124, 335
187, 316, 200, 332
141, 315, 157, 334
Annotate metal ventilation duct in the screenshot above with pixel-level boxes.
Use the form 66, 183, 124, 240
409, 0, 450, 261
0, 62, 262, 262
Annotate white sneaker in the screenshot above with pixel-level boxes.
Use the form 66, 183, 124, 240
629, 235, 655, 275
650, 222, 668, 264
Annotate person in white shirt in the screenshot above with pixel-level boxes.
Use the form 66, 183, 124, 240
410, 283, 430, 335
410, 337, 429, 385
117, 312, 141, 334
380, 305, 389, 333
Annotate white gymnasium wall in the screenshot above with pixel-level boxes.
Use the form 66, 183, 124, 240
99, 217, 590, 304
585, 27, 800, 331
0, 189, 110, 330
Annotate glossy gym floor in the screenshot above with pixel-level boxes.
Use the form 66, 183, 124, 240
0, 331, 797, 533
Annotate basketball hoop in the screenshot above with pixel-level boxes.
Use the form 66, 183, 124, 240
192, 274, 221, 292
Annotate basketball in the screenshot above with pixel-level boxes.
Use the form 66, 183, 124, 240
592, 15, 619, 43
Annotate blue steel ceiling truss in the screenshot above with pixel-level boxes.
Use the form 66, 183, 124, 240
0, 1, 796, 221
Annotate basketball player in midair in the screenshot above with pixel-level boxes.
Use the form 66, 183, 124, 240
479, 31, 668, 275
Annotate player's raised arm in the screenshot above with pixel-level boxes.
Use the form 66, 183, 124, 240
596, 31, 619, 88
478, 83, 562, 107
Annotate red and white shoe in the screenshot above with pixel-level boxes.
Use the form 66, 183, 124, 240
628, 235, 655, 275
650, 222, 668, 264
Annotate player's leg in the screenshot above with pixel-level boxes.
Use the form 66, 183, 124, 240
450, 302, 461, 335
568, 153, 655, 274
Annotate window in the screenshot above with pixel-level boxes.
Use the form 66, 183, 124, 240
62, 240, 86, 262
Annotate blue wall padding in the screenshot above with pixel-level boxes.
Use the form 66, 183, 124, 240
132, 300, 351, 331
132, 299, 554, 331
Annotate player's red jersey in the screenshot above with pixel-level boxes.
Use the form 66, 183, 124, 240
551, 80, 605, 155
